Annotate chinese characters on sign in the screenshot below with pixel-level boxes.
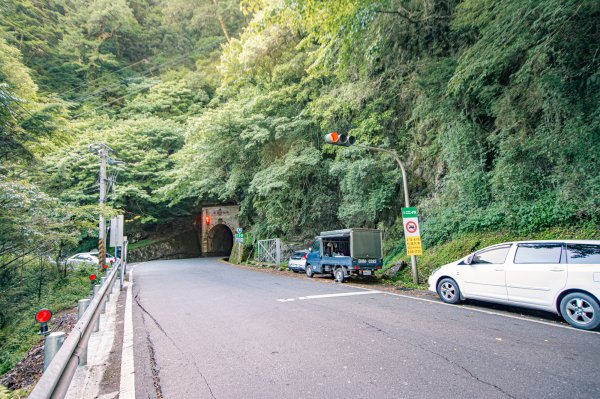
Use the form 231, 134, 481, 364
401, 207, 423, 256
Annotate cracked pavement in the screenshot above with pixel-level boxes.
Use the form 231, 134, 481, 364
130, 257, 600, 399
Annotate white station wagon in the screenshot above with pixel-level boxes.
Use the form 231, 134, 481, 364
428, 240, 600, 330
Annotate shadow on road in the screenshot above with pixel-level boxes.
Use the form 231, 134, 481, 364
462, 299, 564, 323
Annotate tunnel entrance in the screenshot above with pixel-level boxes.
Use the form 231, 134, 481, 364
206, 224, 234, 256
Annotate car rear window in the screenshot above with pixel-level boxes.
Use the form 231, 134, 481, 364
567, 244, 600, 264
291, 252, 306, 260
514, 243, 562, 264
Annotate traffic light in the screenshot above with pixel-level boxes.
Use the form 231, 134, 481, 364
205, 215, 211, 225
324, 131, 356, 146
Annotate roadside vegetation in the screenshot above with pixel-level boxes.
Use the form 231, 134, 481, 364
1, 0, 599, 380
0, 263, 94, 375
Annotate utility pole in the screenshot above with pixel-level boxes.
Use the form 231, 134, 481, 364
98, 144, 107, 271
89, 143, 120, 272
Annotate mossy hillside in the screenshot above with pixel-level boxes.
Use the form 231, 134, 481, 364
380, 224, 600, 289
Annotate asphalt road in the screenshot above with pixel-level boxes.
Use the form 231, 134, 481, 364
131, 258, 600, 399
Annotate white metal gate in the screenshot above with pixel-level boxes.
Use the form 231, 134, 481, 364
256, 238, 281, 264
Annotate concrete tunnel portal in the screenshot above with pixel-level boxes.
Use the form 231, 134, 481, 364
199, 205, 239, 257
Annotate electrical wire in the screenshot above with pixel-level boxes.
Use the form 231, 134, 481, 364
67, 42, 219, 120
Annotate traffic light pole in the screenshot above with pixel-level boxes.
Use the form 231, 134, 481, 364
356, 145, 419, 284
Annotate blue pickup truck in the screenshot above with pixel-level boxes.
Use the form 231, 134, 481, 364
305, 228, 383, 283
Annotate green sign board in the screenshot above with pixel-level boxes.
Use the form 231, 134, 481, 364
235, 233, 244, 239
401, 207, 418, 218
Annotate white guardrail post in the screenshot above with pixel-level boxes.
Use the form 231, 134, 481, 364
29, 260, 122, 399
43, 333, 65, 372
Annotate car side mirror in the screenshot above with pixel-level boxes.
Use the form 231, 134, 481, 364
308, 247, 313, 252
465, 254, 474, 265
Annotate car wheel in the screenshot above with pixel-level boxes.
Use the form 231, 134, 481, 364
437, 278, 461, 304
306, 265, 314, 278
560, 292, 600, 330
334, 267, 345, 283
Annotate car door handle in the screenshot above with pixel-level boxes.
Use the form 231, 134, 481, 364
550, 268, 565, 272
495, 268, 504, 271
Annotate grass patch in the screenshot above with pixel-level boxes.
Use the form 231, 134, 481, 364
128, 238, 158, 251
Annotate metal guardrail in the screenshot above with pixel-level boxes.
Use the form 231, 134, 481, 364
29, 261, 123, 399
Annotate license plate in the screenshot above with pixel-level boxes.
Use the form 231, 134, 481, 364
363, 270, 372, 276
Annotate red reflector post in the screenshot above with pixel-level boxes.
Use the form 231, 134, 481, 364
90, 274, 97, 281
35, 309, 52, 324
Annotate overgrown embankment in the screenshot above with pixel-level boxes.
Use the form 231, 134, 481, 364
382, 224, 600, 288
0, 264, 95, 376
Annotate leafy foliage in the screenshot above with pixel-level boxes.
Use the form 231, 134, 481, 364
1, 0, 599, 375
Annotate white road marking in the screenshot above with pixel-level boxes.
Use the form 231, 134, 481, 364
119, 270, 136, 398
344, 283, 600, 335
278, 290, 383, 302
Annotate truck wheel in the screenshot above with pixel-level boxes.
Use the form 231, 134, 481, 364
334, 267, 345, 283
306, 264, 314, 278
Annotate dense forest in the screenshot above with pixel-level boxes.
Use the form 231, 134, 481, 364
1, 0, 599, 377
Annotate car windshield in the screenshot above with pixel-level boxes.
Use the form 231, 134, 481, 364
291, 252, 306, 260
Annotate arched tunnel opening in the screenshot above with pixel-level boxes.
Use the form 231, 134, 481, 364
207, 224, 234, 256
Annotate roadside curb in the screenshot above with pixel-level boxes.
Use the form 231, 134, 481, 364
216, 257, 433, 298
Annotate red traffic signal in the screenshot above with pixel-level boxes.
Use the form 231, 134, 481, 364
324, 131, 355, 146
205, 215, 211, 225
35, 309, 52, 324
90, 274, 97, 281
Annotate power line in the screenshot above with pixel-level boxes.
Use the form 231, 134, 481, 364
0, 4, 163, 100
65, 53, 189, 106
67, 42, 219, 120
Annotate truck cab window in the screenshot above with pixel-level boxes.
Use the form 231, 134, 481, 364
312, 240, 321, 254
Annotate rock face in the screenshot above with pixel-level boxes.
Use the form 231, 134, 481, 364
128, 230, 201, 263
385, 261, 406, 278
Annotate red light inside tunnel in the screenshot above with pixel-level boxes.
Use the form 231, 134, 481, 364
35, 309, 52, 324
205, 215, 211, 225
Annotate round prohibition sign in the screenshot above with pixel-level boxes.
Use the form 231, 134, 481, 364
405, 221, 418, 234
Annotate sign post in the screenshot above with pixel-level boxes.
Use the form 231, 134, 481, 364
402, 207, 423, 282
235, 228, 243, 264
